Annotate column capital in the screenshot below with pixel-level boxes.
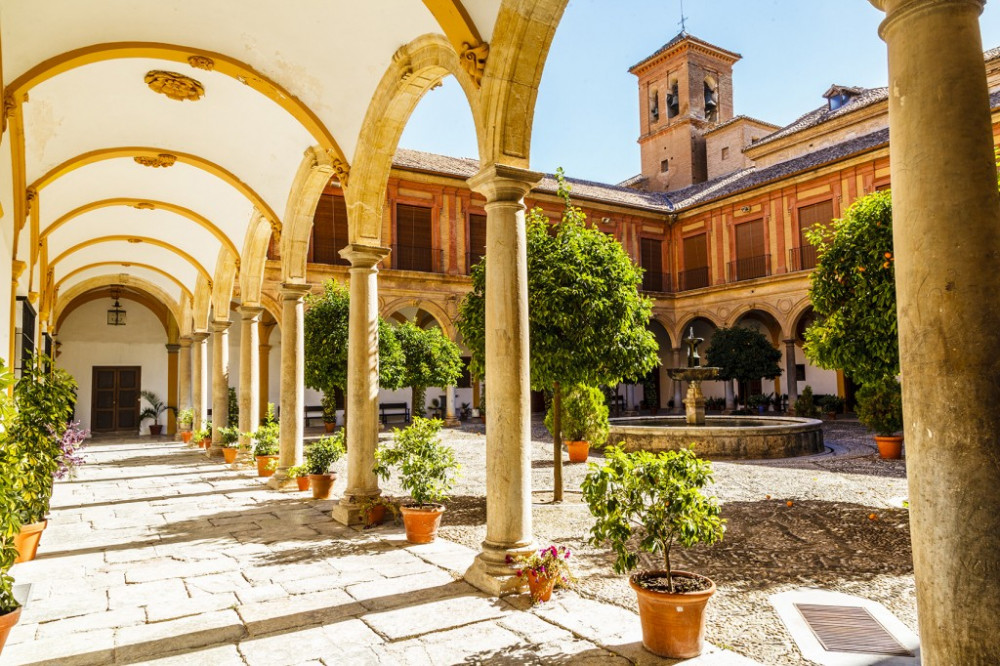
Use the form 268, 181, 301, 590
165, 343, 181, 354
191, 331, 210, 342
467, 164, 542, 203
782, 338, 798, 346
239, 304, 265, 320
280, 282, 312, 301
870, 0, 985, 37
339, 243, 390, 269
210, 320, 232, 333
178, 336, 193, 348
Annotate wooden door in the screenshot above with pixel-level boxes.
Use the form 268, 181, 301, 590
92, 366, 141, 432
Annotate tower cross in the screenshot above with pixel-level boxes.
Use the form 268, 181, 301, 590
679, 0, 688, 32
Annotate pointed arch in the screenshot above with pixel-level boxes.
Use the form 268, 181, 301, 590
211, 248, 239, 322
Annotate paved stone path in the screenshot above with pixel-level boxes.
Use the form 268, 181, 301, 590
8, 436, 760, 666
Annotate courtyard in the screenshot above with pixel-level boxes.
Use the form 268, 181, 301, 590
8, 419, 912, 665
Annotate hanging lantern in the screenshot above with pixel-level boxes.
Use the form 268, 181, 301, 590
107, 287, 127, 326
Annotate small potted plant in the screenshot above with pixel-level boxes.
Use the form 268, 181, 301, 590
820, 394, 845, 419
357, 495, 400, 528
176, 408, 195, 443
583, 446, 725, 659
252, 405, 280, 476
305, 432, 346, 499
197, 421, 213, 448
139, 390, 168, 436
793, 385, 821, 418
217, 426, 241, 463
856, 378, 904, 459
373, 417, 461, 544
507, 545, 575, 604
545, 384, 610, 463
288, 464, 311, 492
321, 393, 338, 433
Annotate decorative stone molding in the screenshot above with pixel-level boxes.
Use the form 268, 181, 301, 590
187, 55, 215, 71
130, 202, 156, 210
144, 70, 205, 101
331, 158, 350, 188
460, 41, 489, 87
1, 94, 15, 133
134, 153, 178, 168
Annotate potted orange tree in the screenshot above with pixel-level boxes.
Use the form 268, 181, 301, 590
583, 446, 725, 659
373, 417, 460, 544
305, 432, 345, 499
856, 378, 904, 459
544, 384, 609, 463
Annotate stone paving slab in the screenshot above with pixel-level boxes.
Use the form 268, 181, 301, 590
3, 436, 763, 665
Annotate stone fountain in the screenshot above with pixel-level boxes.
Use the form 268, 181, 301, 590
666, 327, 720, 426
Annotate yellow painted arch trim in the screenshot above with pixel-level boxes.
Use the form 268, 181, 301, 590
51, 236, 212, 285
6, 42, 346, 166
420, 0, 482, 51
54, 261, 193, 300
30, 147, 281, 228
42, 198, 239, 258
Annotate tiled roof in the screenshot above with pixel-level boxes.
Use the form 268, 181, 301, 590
630, 31, 741, 72
749, 87, 889, 150
616, 173, 646, 188
392, 149, 674, 213
703, 114, 780, 137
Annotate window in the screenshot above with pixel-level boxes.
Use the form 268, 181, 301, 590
395, 203, 434, 271
732, 219, 768, 281
721, 146, 730, 161
649, 89, 659, 122
660, 159, 670, 173
681, 233, 709, 290
793, 200, 833, 270
468, 213, 487, 271
310, 193, 350, 265
640, 238, 665, 292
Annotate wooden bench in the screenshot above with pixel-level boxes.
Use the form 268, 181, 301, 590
380, 402, 410, 425
304, 405, 324, 426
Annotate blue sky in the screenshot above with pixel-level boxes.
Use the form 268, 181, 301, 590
399, 0, 1000, 185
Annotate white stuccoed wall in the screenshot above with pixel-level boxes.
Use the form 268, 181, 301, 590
57, 298, 168, 431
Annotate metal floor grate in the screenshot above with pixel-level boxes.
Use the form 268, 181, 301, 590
795, 603, 913, 657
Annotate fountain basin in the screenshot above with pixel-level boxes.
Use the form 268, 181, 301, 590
608, 415, 824, 459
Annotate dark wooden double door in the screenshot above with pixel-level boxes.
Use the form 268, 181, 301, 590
92, 366, 141, 433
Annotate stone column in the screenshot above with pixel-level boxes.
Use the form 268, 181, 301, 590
444, 385, 460, 426
464, 164, 542, 596
239, 306, 263, 450
783, 339, 798, 410
672, 347, 684, 413
724, 379, 735, 413
191, 332, 209, 431
870, 1, 999, 661
331, 245, 390, 525
268, 283, 311, 489
166, 343, 180, 435
209, 320, 231, 457
178, 336, 193, 439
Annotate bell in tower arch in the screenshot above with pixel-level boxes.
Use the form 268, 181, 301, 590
704, 79, 719, 122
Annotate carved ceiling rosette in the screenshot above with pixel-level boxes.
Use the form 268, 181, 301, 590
144, 71, 205, 101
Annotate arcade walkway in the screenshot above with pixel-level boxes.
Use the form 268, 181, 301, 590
6, 437, 757, 665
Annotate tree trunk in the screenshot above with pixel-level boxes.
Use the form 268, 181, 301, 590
553, 381, 563, 503
413, 385, 426, 418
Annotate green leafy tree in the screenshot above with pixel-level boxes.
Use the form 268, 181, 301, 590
458, 170, 659, 500
304, 280, 405, 433
0, 361, 21, 614
803, 191, 897, 385
392, 322, 463, 418
373, 417, 461, 506
704, 326, 782, 391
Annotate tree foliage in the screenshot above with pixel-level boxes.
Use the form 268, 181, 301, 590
303, 280, 405, 399
373, 417, 461, 506
856, 377, 903, 436
457, 170, 659, 390
704, 326, 782, 383
391, 322, 463, 418
545, 384, 609, 445
803, 192, 897, 385
0, 361, 19, 613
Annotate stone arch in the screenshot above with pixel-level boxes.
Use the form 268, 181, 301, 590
54, 275, 181, 336
210, 248, 239, 323
51, 236, 213, 285
347, 33, 483, 243
260, 292, 282, 334
280, 146, 334, 282
478, 0, 570, 166
381, 297, 456, 340
192, 275, 212, 333
787, 297, 816, 340
730, 306, 784, 345
240, 210, 271, 307
54, 261, 192, 302
674, 313, 721, 348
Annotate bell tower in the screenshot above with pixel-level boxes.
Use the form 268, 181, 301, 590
629, 32, 741, 192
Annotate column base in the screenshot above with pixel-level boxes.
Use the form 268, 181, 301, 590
464, 541, 536, 597
330, 500, 365, 526
443, 417, 461, 427
206, 445, 225, 458
266, 470, 295, 490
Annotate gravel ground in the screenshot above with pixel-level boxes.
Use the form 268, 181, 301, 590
369, 416, 913, 666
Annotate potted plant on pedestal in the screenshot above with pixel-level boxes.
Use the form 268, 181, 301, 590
251, 404, 280, 476
583, 446, 725, 659
176, 408, 194, 443
373, 417, 460, 544
217, 426, 241, 463
139, 390, 168, 436
305, 432, 346, 499
288, 464, 311, 491
856, 378, 904, 459
321, 393, 338, 433
545, 384, 609, 463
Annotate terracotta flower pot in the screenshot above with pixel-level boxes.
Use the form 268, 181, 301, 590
14, 520, 47, 563
201, 437, 212, 448
296, 476, 310, 491
0, 606, 22, 656
256, 455, 279, 477
324, 421, 336, 433
309, 473, 337, 499
180, 431, 193, 444
223, 447, 238, 464
629, 570, 715, 659
875, 435, 903, 459
149, 424, 163, 436
527, 571, 557, 603
400, 504, 445, 544
364, 504, 387, 527
566, 440, 590, 463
